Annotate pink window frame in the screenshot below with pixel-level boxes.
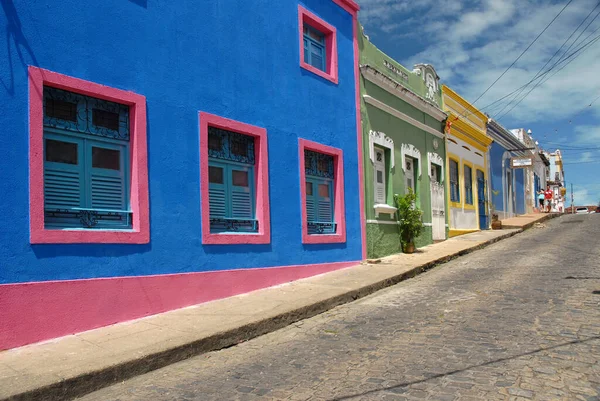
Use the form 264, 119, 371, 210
299, 139, 346, 244
28, 66, 149, 244
298, 5, 339, 84
199, 112, 271, 245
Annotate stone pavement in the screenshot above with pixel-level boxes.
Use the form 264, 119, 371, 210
0, 214, 557, 401
77, 213, 600, 401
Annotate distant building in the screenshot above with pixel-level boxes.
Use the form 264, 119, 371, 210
442, 86, 493, 236
548, 150, 566, 212
486, 119, 528, 219
509, 129, 549, 213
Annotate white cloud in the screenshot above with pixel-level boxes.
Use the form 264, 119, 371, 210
358, 0, 600, 125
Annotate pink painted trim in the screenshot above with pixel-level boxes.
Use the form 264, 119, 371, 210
28, 67, 149, 244
299, 139, 346, 244
331, 0, 360, 15
199, 112, 270, 245
0, 260, 358, 350
298, 5, 339, 85
351, 17, 366, 260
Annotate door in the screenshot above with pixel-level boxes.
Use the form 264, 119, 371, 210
506, 170, 513, 217
477, 170, 488, 230
430, 164, 446, 240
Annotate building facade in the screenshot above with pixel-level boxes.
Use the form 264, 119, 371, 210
358, 28, 447, 258
442, 86, 493, 236
487, 119, 529, 219
548, 149, 566, 212
0, 0, 363, 350
510, 128, 549, 213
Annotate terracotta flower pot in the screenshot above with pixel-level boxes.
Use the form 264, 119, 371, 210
403, 241, 416, 254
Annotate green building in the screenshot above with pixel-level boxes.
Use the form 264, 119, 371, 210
359, 27, 448, 258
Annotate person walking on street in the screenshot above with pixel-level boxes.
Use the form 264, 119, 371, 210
537, 190, 545, 212
544, 185, 553, 213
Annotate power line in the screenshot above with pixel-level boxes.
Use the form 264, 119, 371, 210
536, 22, 600, 87
493, 2, 600, 119
492, 29, 600, 121
569, 93, 600, 123
470, 0, 573, 107
453, 29, 600, 125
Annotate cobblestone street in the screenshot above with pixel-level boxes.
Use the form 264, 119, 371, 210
79, 214, 600, 401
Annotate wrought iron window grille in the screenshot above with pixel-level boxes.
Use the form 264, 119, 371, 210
209, 217, 258, 233
43, 87, 130, 141
44, 208, 132, 229
208, 127, 255, 165
304, 150, 334, 179
307, 221, 337, 234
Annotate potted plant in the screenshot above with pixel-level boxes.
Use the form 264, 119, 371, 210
394, 188, 424, 254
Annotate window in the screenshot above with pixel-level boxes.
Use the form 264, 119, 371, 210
430, 164, 442, 183
405, 157, 417, 195
42, 87, 131, 230
303, 25, 326, 71
305, 150, 335, 234
207, 127, 257, 233
450, 159, 460, 202
298, 5, 338, 84
28, 67, 149, 244
464, 164, 473, 205
299, 139, 346, 244
374, 147, 386, 204
199, 112, 270, 245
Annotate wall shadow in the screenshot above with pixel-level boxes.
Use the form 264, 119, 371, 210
1, 0, 39, 95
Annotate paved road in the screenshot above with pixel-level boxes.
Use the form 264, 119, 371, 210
79, 214, 600, 401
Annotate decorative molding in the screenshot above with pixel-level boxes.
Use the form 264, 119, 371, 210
363, 95, 445, 139
360, 65, 447, 122
366, 219, 433, 226
428, 152, 445, 182
368, 130, 395, 167
374, 203, 397, 218
401, 143, 422, 177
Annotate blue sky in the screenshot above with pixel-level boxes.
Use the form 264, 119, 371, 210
357, 0, 600, 206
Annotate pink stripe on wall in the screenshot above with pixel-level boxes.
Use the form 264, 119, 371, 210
0, 261, 357, 350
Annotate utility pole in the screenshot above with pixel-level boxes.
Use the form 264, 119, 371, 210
571, 183, 574, 214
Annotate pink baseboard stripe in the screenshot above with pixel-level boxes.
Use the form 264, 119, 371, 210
0, 261, 358, 350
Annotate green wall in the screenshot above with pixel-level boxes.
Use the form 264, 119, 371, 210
359, 25, 447, 258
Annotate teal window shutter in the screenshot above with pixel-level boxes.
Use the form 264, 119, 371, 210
305, 180, 316, 223
316, 181, 333, 224
86, 140, 130, 229
208, 163, 227, 220
44, 134, 85, 228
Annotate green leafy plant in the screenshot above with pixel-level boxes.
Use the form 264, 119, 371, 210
394, 188, 424, 252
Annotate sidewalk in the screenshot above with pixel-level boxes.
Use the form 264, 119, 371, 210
0, 214, 559, 401
500, 212, 560, 229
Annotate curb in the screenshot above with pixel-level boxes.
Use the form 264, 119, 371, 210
3, 221, 554, 401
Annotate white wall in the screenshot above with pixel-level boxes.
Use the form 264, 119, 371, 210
447, 137, 486, 231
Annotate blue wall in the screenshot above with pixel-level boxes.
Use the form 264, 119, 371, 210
0, 0, 362, 284
489, 142, 505, 213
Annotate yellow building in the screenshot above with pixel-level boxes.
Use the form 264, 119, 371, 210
442, 86, 493, 237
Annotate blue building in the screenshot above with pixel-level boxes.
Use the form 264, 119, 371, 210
487, 119, 527, 219
0, 0, 363, 350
